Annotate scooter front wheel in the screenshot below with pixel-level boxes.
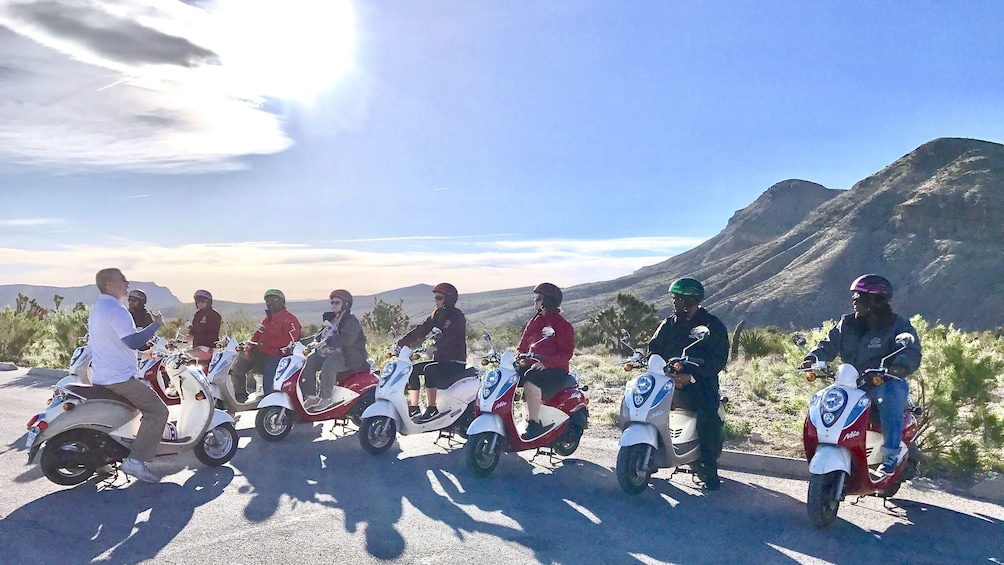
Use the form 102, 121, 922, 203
466, 432, 501, 477
195, 422, 238, 466
616, 444, 653, 495
359, 416, 396, 455
40, 430, 100, 486
807, 471, 842, 528
256, 406, 293, 441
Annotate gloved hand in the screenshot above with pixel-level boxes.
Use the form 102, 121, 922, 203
798, 356, 815, 370
888, 365, 907, 377
672, 373, 694, 388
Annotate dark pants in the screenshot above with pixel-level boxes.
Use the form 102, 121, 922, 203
231, 350, 282, 396
677, 374, 723, 474
519, 367, 571, 401
300, 352, 367, 399
407, 361, 467, 391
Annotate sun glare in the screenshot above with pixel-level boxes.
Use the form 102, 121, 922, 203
211, 0, 356, 102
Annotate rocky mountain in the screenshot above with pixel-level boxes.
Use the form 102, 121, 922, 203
463, 137, 1004, 332
0, 282, 179, 311
6, 138, 1001, 333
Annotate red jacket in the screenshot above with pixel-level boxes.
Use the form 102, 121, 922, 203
252, 308, 302, 357
518, 310, 574, 372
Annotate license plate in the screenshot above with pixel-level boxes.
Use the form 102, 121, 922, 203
25, 428, 38, 448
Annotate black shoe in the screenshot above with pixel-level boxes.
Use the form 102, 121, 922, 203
521, 420, 543, 441
236, 393, 248, 403
408, 405, 421, 419
418, 407, 439, 422
704, 477, 721, 491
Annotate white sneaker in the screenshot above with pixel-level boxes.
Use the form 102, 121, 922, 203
121, 458, 161, 483
303, 396, 320, 409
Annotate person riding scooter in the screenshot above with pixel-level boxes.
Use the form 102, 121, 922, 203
517, 282, 575, 441
397, 282, 467, 422
647, 277, 729, 490
799, 274, 922, 475
189, 289, 222, 362
89, 268, 167, 483
301, 289, 369, 412
232, 289, 302, 402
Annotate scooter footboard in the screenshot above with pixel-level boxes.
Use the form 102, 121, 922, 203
466, 413, 506, 437
618, 423, 658, 448
808, 444, 852, 475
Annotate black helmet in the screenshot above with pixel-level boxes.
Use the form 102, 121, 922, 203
127, 289, 147, 303
669, 278, 705, 302
533, 282, 563, 307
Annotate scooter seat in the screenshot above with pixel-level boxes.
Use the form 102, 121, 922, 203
65, 384, 133, 405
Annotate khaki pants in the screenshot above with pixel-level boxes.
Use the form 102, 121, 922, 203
105, 378, 169, 463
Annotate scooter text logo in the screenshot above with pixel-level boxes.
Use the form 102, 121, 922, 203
843, 430, 860, 441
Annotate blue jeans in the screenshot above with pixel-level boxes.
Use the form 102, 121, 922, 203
871, 378, 909, 450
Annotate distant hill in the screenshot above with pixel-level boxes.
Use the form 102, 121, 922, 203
0, 282, 180, 311
465, 137, 1004, 332
6, 137, 1002, 333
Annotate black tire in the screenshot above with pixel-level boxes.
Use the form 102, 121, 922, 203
348, 389, 376, 427
807, 471, 842, 528
255, 406, 293, 442
465, 432, 501, 477
194, 422, 238, 466
615, 444, 652, 495
39, 430, 101, 486
358, 416, 396, 455
552, 426, 582, 457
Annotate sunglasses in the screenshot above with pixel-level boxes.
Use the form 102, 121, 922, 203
434, 295, 446, 301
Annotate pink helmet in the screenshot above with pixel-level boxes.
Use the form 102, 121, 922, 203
193, 289, 213, 304
849, 274, 892, 301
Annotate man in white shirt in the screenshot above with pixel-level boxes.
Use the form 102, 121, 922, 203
89, 268, 168, 483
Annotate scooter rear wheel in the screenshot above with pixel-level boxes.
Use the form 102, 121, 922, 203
40, 430, 100, 486
359, 416, 396, 455
552, 426, 582, 457
195, 422, 238, 466
256, 406, 293, 441
616, 444, 652, 495
465, 432, 501, 477
807, 471, 842, 528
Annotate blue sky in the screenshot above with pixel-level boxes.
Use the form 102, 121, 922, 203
1, 1, 1002, 302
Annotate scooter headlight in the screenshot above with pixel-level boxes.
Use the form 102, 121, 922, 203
380, 362, 397, 385
276, 357, 290, 376
821, 389, 846, 412
630, 375, 656, 408
482, 369, 501, 399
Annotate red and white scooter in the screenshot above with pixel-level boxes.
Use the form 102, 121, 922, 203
464, 329, 589, 477
254, 341, 378, 441
798, 332, 923, 528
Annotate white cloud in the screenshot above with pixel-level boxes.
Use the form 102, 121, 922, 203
0, 235, 703, 301
0, 0, 357, 173
0, 217, 63, 226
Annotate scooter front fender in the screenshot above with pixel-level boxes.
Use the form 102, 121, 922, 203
54, 375, 84, 390
466, 413, 506, 437
209, 409, 236, 429
256, 392, 293, 411
361, 399, 400, 422
808, 444, 852, 475
618, 422, 658, 448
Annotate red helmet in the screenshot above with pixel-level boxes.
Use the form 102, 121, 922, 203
850, 274, 893, 301
193, 289, 212, 304
432, 283, 458, 307
329, 289, 353, 308
533, 282, 563, 307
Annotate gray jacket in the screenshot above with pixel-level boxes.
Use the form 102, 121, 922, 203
810, 313, 921, 375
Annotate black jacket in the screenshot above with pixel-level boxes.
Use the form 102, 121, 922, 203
647, 307, 730, 383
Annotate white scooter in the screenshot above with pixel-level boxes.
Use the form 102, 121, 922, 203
615, 326, 727, 494
357, 339, 480, 455
26, 350, 239, 486
202, 337, 258, 416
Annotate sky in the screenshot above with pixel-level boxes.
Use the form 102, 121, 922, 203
1, 1, 1002, 303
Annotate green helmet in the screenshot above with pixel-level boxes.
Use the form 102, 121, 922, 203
264, 289, 285, 300
669, 278, 705, 302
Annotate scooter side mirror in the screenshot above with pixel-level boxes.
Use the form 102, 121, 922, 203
689, 326, 710, 340
430, 328, 443, 339
482, 330, 492, 342
895, 333, 915, 347
541, 326, 555, 338
792, 332, 807, 348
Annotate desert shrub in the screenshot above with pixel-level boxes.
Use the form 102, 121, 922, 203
737, 327, 787, 358
577, 293, 660, 352
49, 308, 90, 365
0, 307, 48, 363
910, 317, 1004, 476
361, 298, 410, 337
723, 417, 753, 440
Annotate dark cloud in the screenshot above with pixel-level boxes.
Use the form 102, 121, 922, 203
8, 1, 219, 68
